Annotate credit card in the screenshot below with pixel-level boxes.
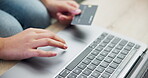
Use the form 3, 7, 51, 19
71, 4, 98, 25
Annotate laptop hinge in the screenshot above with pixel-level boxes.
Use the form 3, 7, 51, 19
125, 49, 148, 78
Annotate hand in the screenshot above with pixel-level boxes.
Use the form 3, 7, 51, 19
42, 0, 81, 24
0, 28, 67, 60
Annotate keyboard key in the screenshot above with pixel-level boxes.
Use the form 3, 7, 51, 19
119, 40, 128, 46
105, 57, 113, 63
116, 45, 123, 50
83, 68, 92, 76
112, 37, 121, 44
91, 71, 101, 78
96, 46, 104, 51
101, 33, 108, 37
110, 62, 119, 69
112, 49, 120, 54
92, 59, 101, 65
67, 73, 77, 78
135, 45, 140, 49
107, 35, 114, 40
66, 47, 92, 71
100, 51, 109, 56
73, 67, 82, 75
82, 58, 91, 65
97, 55, 105, 61
98, 36, 105, 40
108, 43, 116, 48
94, 39, 101, 44
100, 42, 108, 47
100, 61, 109, 68
78, 63, 87, 70
114, 58, 122, 64
96, 66, 105, 73
100, 35, 106, 39
103, 38, 111, 43
121, 50, 129, 55
59, 69, 70, 77
78, 74, 87, 78
101, 72, 110, 78
127, 42, 135, 47
106, 67, 115, 74
87, 54, 96, 60
91, 50, 100, 55
108, 53, 116, 58
88, 64, 96, 70
89, 42, 98, 49
124, 46, 132, 51
104, 47, 112, 52
117, 53, 126, 59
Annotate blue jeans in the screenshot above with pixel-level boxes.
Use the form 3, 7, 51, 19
0, 0, 51, 37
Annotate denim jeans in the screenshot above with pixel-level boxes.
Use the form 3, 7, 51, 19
0, 0, 51, 37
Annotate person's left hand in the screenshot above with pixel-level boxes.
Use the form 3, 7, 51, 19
42, 0, 81, 24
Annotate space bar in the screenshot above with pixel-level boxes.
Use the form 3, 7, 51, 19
66, 47, 92, 71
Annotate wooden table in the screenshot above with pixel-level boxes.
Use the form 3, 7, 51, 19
1, 0, 148, 76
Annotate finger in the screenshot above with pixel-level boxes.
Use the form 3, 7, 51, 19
27, 28, 51, 33
32, 38, 68, 49
27, 28, 66, 44
27, 28, 47, 33
57, 12, 73, 21
61, 1, 81, 15
36, 33, 66, 44
31, 49, 57, 57
67, 1, 79, 8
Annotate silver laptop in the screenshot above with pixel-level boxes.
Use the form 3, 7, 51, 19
0, 25, 148, 78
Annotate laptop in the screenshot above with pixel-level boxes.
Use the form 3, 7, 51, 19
0, 25, 148, 78
1, 4, 148, 78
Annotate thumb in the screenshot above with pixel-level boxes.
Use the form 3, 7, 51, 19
70, 9, 81, 15
62, 3, 81, 15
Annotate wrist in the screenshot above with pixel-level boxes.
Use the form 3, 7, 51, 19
0, 37, 4, 50
0, 37, 5, 59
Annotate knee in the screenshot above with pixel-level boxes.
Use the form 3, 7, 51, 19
11, 0, 51, 29
0, 10, 23, 37
0, 0, 51, 29
24, 5, 51, 29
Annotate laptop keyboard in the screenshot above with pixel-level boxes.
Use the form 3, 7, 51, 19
56, 32, 141, 78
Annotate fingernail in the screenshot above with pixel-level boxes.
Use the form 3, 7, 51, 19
52, 53, 57, 56
71, 9, 81, 14
63, 44, 68, 49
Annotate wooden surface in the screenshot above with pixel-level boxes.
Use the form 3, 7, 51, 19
1, 0, 148, 76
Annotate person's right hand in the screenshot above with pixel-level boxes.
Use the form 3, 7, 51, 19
0, 28, 67, 60
41, 0, 81, 24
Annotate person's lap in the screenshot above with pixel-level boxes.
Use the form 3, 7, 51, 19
0, 0, 51, 37
0, 10, 23, 37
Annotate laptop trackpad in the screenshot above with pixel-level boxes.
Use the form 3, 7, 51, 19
1, 26, 102, 78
